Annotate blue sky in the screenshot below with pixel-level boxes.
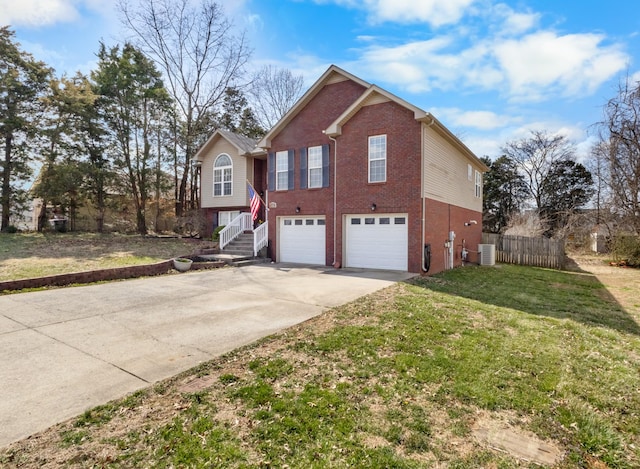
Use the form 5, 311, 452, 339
4, 0, 640, 160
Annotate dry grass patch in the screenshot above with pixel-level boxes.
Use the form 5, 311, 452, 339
0, 232, 198, 281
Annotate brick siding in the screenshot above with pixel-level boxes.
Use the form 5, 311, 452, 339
424, 199, 483, 273
267, 79, 367, 264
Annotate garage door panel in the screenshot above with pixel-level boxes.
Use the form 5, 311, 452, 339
345, 214, 408, 271
279, 217, 326, 265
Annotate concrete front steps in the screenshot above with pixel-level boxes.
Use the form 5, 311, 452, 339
200, 232, 270, 267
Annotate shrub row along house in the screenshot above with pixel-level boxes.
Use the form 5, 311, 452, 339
193, 65, 487, 274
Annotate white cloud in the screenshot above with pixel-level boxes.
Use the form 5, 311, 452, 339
494, 31, 628, 100
219, 0, 250, 17
461, 120, 592, 159
431, 107, 518, 130
502, 11, 539, 34
244, 13, 263, 31
368, 0, 477, 26
318, 0, 628, 101
463, 135, 502, 158
0, 0, 78, 27
358, 37, 461, 92
489, 3, 540, 35
354, 29, 628, 102
321, 0, 477, 27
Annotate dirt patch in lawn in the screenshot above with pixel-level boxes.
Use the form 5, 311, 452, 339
472, 410, 562, 466
570, 253, 640, 321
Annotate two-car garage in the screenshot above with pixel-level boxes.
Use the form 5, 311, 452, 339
277, 214, 408, 271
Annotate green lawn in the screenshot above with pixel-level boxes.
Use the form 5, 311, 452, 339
2, 263, 639, 468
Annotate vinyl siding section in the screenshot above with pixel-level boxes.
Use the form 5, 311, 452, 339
200, 139, 249, 208
422, 124, 482, 212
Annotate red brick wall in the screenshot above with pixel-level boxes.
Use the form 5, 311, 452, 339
334, 102, 423, 272
201, 206, 250, 238
423, 198, 483, 274
267, 79, 367, 263
268, 90, 425, 271
272, 80, 367, 149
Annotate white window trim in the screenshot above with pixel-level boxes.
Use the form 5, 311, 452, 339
213, 154, 233, 197
475, 170, 482, 198
368, 134, 387, 183
308, 145, 323, 189
276, 150, 288, 191
219, 210, 240, 226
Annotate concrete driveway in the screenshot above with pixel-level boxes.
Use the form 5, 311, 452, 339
0, 264, 413, 448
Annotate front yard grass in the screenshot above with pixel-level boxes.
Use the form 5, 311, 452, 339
2, 262, 639, 468
0, 232, 196, 281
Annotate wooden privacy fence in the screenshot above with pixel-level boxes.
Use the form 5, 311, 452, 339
482, 233, 566, 270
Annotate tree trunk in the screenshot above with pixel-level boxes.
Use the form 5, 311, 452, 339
1, 135, 13, 231
69, 195, 77, 232
95, 186, 105, 233
37, 200, 48, 232
136, 206, 147, 235
94, 157, 106, 233
155, 128, 161, 231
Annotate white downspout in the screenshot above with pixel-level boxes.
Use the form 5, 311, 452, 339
421, 116, 436, 272
328, 134, 338, 267
449, 230, 456, 270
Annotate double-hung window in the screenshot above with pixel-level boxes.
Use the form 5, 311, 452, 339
300, 144, 329, 189
276, 150, 289, 190
213, 154, 232, 196
307, 146, 323, 189
368, 135, 387, 183
475, 170, 482, 198
268, 150, 294, 191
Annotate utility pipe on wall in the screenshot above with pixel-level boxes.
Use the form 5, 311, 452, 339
327, 134, 338, 267
449, 230, 456, 270
421, 116, 436, 272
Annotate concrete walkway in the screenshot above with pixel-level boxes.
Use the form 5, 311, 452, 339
0, 264, 413, 448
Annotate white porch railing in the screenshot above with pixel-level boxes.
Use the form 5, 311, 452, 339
219, 212, 253, 250
253, 221, 268, 256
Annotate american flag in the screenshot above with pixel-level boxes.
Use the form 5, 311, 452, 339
248, 183, 261, 221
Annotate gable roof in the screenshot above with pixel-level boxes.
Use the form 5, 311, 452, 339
194, 129, 264, 161
255, 65, 369, 151
324, 81, 487, 171
324, 85, 428, 137
254, 64, 488, 171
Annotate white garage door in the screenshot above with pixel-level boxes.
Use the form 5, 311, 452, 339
345, 214, 408, 271
279, 216, 326, 265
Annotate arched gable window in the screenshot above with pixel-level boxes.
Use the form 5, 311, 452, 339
213, 154, 232, 196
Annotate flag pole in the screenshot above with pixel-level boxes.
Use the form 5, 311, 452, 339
246, 179, 269, 211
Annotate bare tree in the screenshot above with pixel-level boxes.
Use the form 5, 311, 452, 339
596, 76, 640, 234
118, 0, 251, 216
501, 130, 576, 212
248, 65, 304, 129
586, 140, 614, 226
504, 211, 548, 238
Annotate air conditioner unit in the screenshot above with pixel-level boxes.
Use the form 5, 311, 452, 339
478, 244, 495, 266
